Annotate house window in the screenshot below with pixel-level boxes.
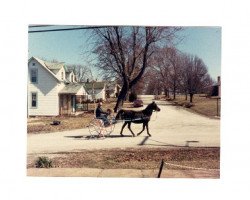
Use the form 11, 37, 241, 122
31, 93, 37, 108
32, 63, 36, 66
30, 68, 38, 83
61, 71, 64, 80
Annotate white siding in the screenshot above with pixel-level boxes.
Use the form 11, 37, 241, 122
66, 71, 75, 82
28, 58, 63, 116
95, 89, 106, 100
55, 67, 66, 81
76, 86, 88, 96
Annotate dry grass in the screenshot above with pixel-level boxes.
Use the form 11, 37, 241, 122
27, 147, 220, 170
27, 113, 93, 134
27, 101, 133, 134
169, 94, 221, 118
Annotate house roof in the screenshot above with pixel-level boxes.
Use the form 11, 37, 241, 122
44, 61, 65, 70
29, 57, 76, 83
29, 57, 61, 82
106, 81, 121, 90
84, 82, 106, 90
64, 66, 72, 73
59, 83, 83, 94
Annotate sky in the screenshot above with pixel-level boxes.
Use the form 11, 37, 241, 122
176, 27, 221, 80
28, 26, 221, 81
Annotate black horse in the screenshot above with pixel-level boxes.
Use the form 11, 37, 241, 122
115, 101, 161, 137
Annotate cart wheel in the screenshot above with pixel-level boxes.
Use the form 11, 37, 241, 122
88, 118, 104, 138
104, 123, 115, 136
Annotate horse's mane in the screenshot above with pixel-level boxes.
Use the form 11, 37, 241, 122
115, 109, 125, 120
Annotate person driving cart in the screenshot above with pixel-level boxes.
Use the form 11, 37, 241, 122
95, 102, 110, 126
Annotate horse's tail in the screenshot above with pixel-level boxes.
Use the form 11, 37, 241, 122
115, 109, 124, 121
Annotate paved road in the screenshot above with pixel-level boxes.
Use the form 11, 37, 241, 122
27, 102, 220, 154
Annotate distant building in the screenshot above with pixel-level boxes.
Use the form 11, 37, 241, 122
210, 76, 221, 97
84, 80, 106, 101
105, 81, 121, 98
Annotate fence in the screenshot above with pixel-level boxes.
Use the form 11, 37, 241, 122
157, 159, 219, 178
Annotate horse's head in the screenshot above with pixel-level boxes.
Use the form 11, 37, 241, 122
148, 101, 161, 112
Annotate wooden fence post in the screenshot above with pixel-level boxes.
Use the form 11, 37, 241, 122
216, 97, 220, 117
157, 159, 164, 178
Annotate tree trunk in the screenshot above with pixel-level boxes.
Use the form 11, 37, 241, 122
164, 88, 169, 98
185, 92, 187, 100
173, 80, 176, 100
114, 77, 129, 112
189, 93, 194, 103
114, 87, 127, 112
173, 87, 176, 100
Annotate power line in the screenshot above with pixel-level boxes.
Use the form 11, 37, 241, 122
28, 26, 107, 33
29, 25, 55, 28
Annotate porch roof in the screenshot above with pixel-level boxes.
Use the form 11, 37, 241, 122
59, 83, 83, 94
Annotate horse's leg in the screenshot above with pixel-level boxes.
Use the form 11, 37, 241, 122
120, 122, 127, 137
146, 122, 151, 137
137, 123, 145, 136
128, 122, 135, 137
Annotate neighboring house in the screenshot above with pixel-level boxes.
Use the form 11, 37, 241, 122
84, 81, 106, 101
64, 65, 77, 83
28, 57, 88, 116
105, 81, 121, 98
209, 76, 221, 97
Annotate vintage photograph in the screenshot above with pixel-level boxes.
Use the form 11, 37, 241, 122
27, 25, 221, 178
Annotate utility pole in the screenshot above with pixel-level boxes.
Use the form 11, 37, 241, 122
92, 80, 96, 116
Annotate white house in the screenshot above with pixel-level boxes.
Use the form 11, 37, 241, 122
28, 57, 88, 116
105, 81, 121, 98
84, 81, 106, 101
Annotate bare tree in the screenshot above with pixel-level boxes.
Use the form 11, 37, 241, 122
153, 47, 183, 99
66, 64, 93, 82
92, 26, 181, 112
144, 68, 163, 95
180, 54, 211, 103
165, 47, 183, 99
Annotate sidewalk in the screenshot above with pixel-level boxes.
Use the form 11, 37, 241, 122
27, 168, 219, 178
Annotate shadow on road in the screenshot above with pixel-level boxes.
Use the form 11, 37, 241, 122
138, 137, 201, 148
64, 134, 133, 140
64, 135, 86, 139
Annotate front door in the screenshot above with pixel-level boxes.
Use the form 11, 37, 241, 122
59, 94, 72, 115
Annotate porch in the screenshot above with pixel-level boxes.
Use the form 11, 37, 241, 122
59, 83, 89, 115
59, 94, 89, 115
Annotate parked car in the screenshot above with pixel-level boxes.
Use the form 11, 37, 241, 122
133, 99, 143, 107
